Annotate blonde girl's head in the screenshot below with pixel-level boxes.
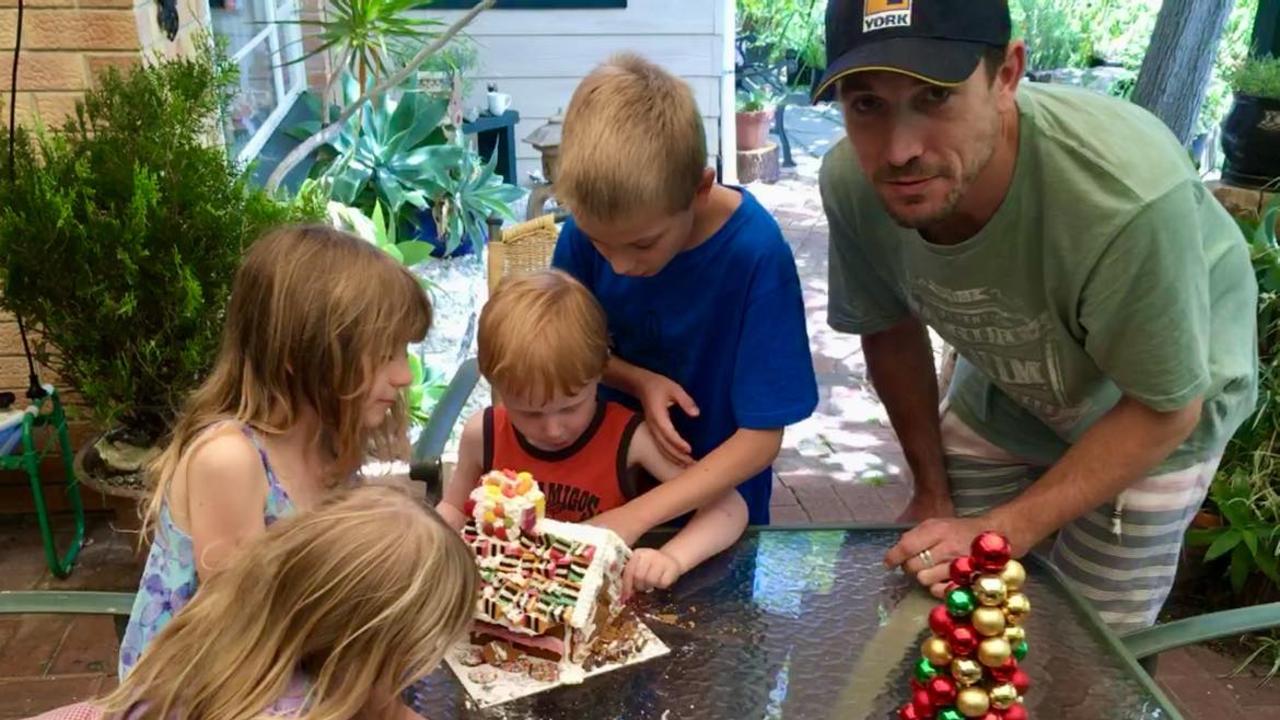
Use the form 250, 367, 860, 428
101, 483, 478, 720
145, 224, 431, 533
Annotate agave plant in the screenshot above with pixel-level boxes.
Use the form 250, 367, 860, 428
289, 74, 451, 231
417, 133, 525, 257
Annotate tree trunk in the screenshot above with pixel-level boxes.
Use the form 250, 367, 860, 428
1131, 0, 1234, 146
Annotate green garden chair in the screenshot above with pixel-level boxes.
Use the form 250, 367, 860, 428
2, 385, 84, 578
1121, 601, 1280, 664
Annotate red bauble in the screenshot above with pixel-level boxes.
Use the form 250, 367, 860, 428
971, 531, 1012, 573
911, 677, 926, 693
899, 703, 921, 720
1011, 669, 1031, 694
948, 625, 980, 656
926, 676, 958, 706
1001, 704, 1028, 720
463, 499, 477, 516
950, 555, 978, 586
929, 605, 957, 636
979, 714, 1001, 720
911, 688, 935, 717
989, 658, 1018, 684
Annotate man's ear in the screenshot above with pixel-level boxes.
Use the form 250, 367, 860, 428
999, 41, 1028, 103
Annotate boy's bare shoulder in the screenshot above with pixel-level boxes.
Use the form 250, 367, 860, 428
460, 409, 486, 445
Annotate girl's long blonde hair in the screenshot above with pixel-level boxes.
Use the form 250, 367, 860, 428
102, 484, 478, 719
143, 224, 431, 536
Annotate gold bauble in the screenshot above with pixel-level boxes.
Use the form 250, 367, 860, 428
922, 636, 954, 666
951, 657, 984, 686
973, 575, 1008, 606
999, 559, 1027, 591
978, 637, 1013, 667
1004, 624, 1026, 645
1004, 592, 1031, 622
989, 683, 1019, 710
955, 686, 991, 717
971, 606, 1007, 637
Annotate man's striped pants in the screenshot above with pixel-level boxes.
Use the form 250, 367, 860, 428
940, 407, 1218, 632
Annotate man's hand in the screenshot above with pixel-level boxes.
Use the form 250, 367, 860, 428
622, 548, 683, 601
632, 369, 699, 466
884, 516, 1012, 597
896, 491, 955, 523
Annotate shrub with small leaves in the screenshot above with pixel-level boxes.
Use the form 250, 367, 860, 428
0, 42, 321, 444
1226, 55, 1280, 101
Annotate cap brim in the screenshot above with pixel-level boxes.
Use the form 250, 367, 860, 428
812, 37, 989, 102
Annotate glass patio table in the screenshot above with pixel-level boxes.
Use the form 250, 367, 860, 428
408, 526, 1182, 719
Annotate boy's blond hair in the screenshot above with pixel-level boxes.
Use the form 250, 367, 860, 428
479, 269, 609, 406
557, 52, 707, 222
100, 484, 476, 719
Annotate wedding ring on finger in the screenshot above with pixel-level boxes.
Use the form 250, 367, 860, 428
917, 548, 935, 569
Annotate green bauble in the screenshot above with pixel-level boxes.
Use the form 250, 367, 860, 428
915, 657, 940, 683
1013, 640, 1029, 661
937, 708, 965, 720
947, 587, 978, 617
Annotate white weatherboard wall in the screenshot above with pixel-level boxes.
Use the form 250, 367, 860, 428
427, 0, 737, 184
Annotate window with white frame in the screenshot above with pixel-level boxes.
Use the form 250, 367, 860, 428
209, 0, 306, 163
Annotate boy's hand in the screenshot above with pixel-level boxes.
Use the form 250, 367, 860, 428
634, 370, 699, 466
622, 548, 684, 601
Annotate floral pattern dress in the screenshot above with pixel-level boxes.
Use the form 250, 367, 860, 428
117, 424, 295, 679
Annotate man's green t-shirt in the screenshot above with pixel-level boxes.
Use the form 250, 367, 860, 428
821, 83, 1258, 471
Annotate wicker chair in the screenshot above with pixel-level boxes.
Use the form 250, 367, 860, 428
485, 213, 560, 295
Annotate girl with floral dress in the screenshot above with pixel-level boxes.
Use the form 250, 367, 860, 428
117, 224, 432, 678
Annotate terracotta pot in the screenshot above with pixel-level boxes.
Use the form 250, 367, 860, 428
1221, 93, 1280, 189
74, 429, 155, 501
736, 109, 775, 151
1191, 509, 1223, 529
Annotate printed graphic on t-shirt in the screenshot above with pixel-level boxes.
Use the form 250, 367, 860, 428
908, 278, 1091, 430
542, 481, 603, 523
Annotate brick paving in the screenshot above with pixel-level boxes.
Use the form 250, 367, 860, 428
0, 111, 1277, 717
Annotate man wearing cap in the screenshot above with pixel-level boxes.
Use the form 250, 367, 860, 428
817, 0, 1258, 629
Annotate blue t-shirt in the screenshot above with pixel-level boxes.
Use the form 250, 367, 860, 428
552, 187, 818, 525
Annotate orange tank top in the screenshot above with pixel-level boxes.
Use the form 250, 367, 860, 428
484, 401, 644, 522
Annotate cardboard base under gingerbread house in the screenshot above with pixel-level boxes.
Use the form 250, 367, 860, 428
445, 621, 669, 708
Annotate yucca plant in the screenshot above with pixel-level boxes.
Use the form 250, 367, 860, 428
282, 0, 444, 117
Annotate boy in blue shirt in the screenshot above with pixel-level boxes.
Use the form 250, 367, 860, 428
552, 53, 819, 578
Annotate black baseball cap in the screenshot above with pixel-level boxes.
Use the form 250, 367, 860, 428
813, 0, 1012, 101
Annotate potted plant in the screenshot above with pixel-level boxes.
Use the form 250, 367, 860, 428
0, 46, 318, 496
736, 87, 777, 151
1221, 55, 1280, 189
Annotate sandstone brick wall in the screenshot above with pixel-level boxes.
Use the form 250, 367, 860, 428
0, 1, 210, 131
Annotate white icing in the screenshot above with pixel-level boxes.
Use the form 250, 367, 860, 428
538, 519, 630, 630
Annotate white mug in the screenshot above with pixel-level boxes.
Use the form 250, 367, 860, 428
487, 92, 512, 116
